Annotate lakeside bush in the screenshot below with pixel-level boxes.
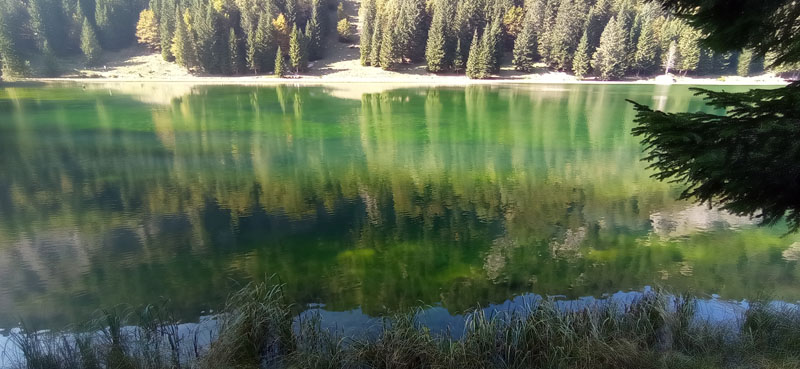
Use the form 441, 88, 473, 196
4, 282, 800, 369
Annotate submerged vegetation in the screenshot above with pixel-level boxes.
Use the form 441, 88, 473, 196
4, 282, 800, 369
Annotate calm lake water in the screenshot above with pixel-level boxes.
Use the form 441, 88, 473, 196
0, 82, 798, 330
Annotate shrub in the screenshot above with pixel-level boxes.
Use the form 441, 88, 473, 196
337, 18, 352, 43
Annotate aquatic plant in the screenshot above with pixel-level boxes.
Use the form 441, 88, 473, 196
5, 283, 800, 369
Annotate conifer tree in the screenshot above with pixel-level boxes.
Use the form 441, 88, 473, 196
159, 1, 175, 61
289, 23, 307, 72
379, 6, 399, 70
486, 17, 503, 72
285, 0, 297, 26
425, 0, 449, 73
250, 14, 275, 73
634, 20, 660, 75
274, 46, 287, 76
677, 26, 701, 74
171, 7, 195, 70
193, 4, 215, 72
537, 0, 560, 62
737, 49, 754, 77
246, 29, 258, 73
548, 0, 589, 70
584, 0, 611, 52
615, 0, 637, 71
453, 38, 465, 73
466, 31, 478, 78
369, 13, 383, 66
312, 0, 328, 36
81, 17, 101, 65
306, 17, 322, 60
512, 11, 537, 72
397, 0, 425, 62
592, 16, 626, 80
359, 0, 376, 65
0, 5, 26, 78
229, 27, 242, 74
572, 30, 590, 78
466, 30, 489, 79
41, 40, 60, 77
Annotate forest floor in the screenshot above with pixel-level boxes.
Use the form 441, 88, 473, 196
24, 0, 790, 86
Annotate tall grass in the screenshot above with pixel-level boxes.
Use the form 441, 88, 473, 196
4, 283, 800, 369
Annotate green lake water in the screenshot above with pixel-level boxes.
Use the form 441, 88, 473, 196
0, 82, 798, 329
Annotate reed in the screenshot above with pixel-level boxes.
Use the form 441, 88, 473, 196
5, 284, 800, 369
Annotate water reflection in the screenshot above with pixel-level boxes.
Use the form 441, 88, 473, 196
0, 83, 797, 329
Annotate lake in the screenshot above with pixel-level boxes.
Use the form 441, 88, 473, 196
0, 82, 798, 330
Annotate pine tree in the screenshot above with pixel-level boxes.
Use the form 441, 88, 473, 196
81, 17, 101, 65
311, 0, 328, 36
584, 0, 611, 51
41, 40, 60, 77
136, 9, 160, 50
466, 30, 489, 79
425, 0, 449, 73
249, 14, 275, 74
359, 0, 376, 65
677, 25, 701, 74
453, 38, 465, 73
94, 0, 140, 50
634, 20, 660, 75
171, 7, 195, 70
512, 11, 537, 72
229, 27, 242, 74
592, 16, 627, 80
369, 13, 383, 66
396, 0, 425, 62
737, 49, 754, 77
274, 46, 287, 76
548, 0, 589, 70
486, 17, 502, 73
379, 6, 399, 70
615, 0, 637, 72
537, 0, 560, 62
159, 1, 175, 61
285, 0, 297, 26
289, 23, 307, 72
306, 16, 322, 60
0, 5, 27, 78
246, 28, 258, 73
572, 30, 590, 78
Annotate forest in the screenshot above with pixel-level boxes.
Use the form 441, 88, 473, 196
0, 0, 798, 80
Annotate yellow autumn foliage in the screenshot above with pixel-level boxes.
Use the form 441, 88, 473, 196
136, 9, 160, 50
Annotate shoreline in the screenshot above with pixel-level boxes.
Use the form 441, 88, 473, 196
2, 283, 799, 369
21, 74, 790, 86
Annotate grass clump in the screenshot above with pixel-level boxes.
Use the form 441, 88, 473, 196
5, 284, 800, 369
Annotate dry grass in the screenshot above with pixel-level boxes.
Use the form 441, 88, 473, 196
5, 284, 800, 369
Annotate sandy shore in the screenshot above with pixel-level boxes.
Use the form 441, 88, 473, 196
27, 70, 790, 86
